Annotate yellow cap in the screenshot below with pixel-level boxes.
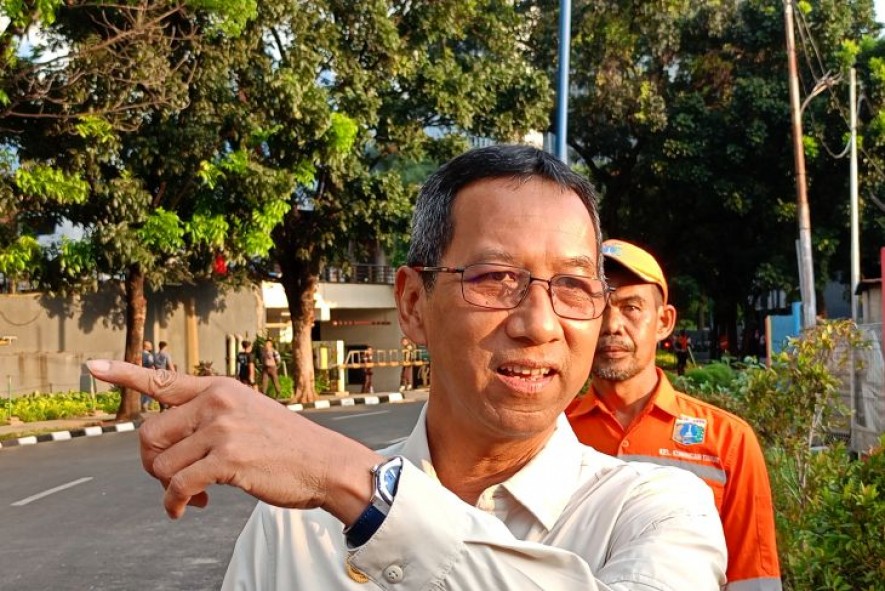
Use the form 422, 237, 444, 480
601, 239, 668, 304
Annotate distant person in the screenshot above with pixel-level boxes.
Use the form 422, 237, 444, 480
260, 340, 283, 398
236, 340, 256, 389
361, 346, 374, 394
674, 329, 692, 376
568, 239, 780, 591
718, 331, 730, 358
399, 336, 414, 392
154, 341, 176, 410
140, 340, 155, 412
88, 144, 725, 590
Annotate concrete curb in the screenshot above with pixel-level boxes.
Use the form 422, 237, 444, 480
0, 392, 407, 451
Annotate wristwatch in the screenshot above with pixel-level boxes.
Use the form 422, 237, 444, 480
344, 456, 404, 547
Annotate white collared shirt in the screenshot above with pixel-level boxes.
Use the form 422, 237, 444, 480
222, 408, 726, 590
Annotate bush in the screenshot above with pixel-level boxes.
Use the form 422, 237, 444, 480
672, 361, 744, 415
675, 320, 881, 588
783, 439, 885, 591
655, 349, 676, 370
2, 390, 121, 422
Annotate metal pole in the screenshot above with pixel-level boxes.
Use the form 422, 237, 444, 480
849, 67, 859, 450
555, 0, 572, 163
783, 0, 817, 328
850, 67, 860, 322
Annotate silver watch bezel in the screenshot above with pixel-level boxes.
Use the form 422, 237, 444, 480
371, 456, 404, 512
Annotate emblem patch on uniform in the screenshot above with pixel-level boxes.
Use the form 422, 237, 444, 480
673, 415, 707, 446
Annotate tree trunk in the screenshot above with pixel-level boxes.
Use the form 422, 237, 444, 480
278, 260, 318, 404
116, 264, 146, 421
295, 289, 317, 403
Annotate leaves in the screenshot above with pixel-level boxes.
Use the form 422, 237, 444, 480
0, 235, 41, 277
57, 238, 95, 278
14, 166, 89, 205
138, 208, 185, 254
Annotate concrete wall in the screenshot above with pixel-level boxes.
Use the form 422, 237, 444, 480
318, 307, 405, 393
0, 283, 263, 396
317, 282, 396, 309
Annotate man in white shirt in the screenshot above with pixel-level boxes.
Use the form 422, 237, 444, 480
89, 144, 726, 590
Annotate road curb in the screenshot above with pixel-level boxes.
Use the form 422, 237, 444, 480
0, 392, 407, 451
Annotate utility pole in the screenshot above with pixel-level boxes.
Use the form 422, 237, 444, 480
555, 0, 571, 163
849, 66, 860, 323
783, 0, 817, 328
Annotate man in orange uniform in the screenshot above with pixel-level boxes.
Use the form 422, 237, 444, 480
568, 239, 781, 591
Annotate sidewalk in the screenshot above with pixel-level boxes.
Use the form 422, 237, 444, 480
0, 388, 428, 450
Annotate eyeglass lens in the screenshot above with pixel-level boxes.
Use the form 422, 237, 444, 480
460, 264, 605, 319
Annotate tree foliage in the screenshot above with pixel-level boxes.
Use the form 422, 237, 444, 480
530, 0, 882, 343
1, 0, 273, 419
1, 0, 551, 414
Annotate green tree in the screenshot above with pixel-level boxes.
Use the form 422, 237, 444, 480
529, 0, 881, 341
208, 0, 551, 400
1, 0, 265, 419
2, 0, 552, 413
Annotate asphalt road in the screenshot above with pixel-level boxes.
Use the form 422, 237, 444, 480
0, 401, 425, 591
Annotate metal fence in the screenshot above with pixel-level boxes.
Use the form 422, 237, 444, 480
829, 323, 884, 453
320, 264, 395, 285
848, 323, 884, 454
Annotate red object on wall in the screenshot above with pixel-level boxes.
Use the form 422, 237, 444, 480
213, 253, 228, 276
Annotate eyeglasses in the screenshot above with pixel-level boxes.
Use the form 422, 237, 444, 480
413, 263, 611, 320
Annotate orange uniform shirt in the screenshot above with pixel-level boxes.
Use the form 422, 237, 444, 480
568, 369, 781, 591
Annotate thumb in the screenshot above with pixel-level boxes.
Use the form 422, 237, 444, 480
87, 359, 207, 406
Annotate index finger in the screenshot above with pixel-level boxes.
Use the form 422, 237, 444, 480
86, 359, 208, 407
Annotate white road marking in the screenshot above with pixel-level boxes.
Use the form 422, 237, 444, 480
331, 410, 389, 421
11, 477, 94, 507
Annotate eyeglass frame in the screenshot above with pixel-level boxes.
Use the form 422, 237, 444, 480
412, 263, 613, 321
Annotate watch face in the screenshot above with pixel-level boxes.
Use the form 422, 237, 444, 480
376, 458, 403, 504
383, 465, 401, 491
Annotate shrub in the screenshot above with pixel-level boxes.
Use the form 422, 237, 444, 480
676, 319, 880, 588
3, 390, 121, 422
783, 439, 885, 591
655, 349, 676, 370
672, 361, 744, 415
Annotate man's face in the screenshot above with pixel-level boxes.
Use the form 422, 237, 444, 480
144, 341, 152, 352
591, 268, 670, 382
400, 177, 602, 443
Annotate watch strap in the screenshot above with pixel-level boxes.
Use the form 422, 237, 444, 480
344, 456, 404, 548
345, 503, 387, 547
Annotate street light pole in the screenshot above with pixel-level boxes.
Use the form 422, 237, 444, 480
849, 66, 860, 323
783, 0, 817, 328
555, 0, 571, 163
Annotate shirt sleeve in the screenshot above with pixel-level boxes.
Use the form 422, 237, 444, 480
222, 461, 726, 591
721, 428, 782, 590
348, 462, 726, 591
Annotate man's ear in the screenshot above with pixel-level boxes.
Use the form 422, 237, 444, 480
395, 266, 428, 345
657, 303, 677, 342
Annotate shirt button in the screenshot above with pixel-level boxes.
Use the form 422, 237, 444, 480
621, 439, 629, 448
383, 564, 404, 583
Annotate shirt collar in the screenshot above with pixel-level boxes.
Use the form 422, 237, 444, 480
392, 406, 585, 532
568, 367, 681, 419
